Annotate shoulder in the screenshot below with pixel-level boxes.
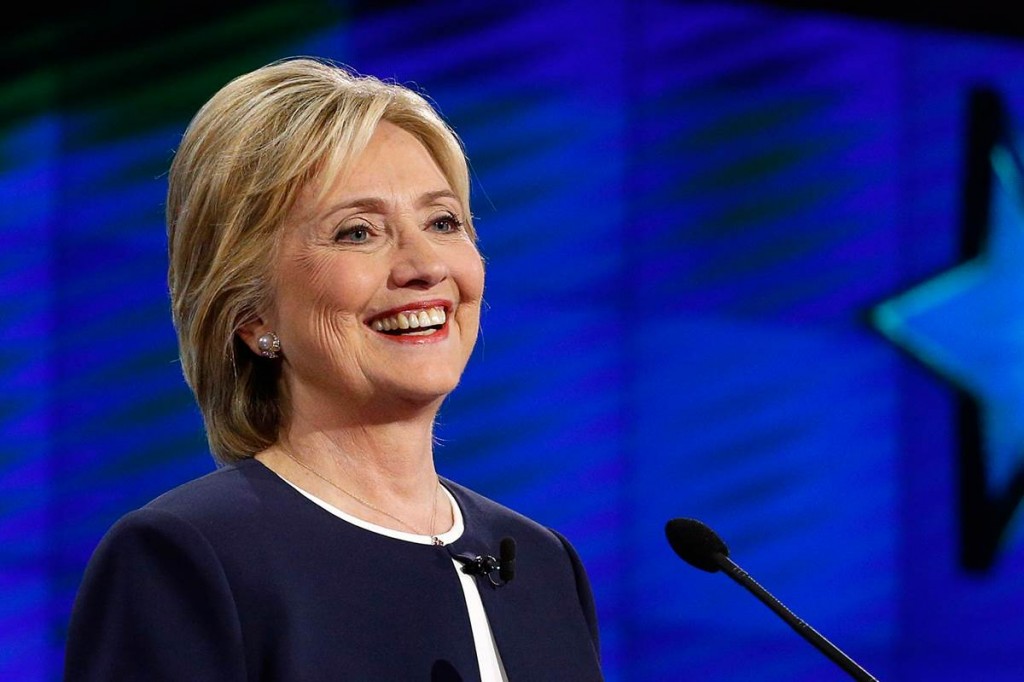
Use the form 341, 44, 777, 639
146, 458, 266, 509
84, 458, 289, 562
84, 460, 268, 560
140, 458, 278, 526
66, 481, 249, 680
442, 477, 585, 566
443, 477, 553, 538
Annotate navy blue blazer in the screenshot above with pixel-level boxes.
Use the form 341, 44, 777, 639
64, 459, 603, 680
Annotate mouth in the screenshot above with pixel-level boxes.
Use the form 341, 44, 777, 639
367, 304, 450, 339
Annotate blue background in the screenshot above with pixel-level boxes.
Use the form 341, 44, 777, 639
4, 1, 1024, 680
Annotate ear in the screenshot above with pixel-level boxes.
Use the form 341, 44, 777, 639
237, 317, 272, 357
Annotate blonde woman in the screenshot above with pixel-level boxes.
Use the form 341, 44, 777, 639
63, 57, 602, 681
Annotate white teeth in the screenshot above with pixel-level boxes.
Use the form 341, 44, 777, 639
372, 306, 448, 334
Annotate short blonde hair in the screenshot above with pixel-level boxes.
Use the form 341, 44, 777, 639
166, 56, 473, 464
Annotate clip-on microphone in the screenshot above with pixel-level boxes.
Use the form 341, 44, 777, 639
454, 537, 516, 587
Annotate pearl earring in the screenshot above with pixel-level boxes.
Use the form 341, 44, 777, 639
257, 332, 281, 359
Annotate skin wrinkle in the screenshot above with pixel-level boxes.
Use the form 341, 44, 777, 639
296, 218, 372, 392
289, 248, 366, 402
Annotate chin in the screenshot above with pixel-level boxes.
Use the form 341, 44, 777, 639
380, 373, 463, 406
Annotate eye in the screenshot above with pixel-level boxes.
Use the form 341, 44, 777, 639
430, 212, 464, 234
334, 224, 372, 244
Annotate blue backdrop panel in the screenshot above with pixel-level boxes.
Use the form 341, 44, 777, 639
4, 1, 1024, 680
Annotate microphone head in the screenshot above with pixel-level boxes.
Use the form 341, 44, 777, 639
665, 518, 729, 573
498, 536, 516, 583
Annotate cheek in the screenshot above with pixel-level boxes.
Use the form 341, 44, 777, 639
295, 252, 375, 311
275, 254, 369, 342
455, 249, 486, 301
455, 253, 484, 342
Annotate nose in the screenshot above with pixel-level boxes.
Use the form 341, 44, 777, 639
389, 229, 449, 289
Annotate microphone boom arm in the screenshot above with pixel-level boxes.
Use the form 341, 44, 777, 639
713, 552, 879, 682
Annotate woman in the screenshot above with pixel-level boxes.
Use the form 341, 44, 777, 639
63, 57, 603, 681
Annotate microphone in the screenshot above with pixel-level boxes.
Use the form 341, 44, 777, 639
454, 536, 516, 587
498, 537, 516, 583
665, 518, 879, 682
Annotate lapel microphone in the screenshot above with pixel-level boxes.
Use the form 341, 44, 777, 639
454, 537, 516, 587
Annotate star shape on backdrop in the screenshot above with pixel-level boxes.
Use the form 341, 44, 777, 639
872, 142, 1024, 553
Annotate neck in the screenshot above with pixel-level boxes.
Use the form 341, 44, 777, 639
257, 402, 451, 536
287, 415, 438, 492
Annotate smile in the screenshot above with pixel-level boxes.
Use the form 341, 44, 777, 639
369, 306, 447, 336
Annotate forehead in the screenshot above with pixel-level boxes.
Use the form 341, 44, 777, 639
313, 122, 452, 209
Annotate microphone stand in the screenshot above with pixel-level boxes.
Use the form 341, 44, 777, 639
713, 552, 879, 682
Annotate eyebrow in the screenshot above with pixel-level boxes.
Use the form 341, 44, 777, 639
320, 189, 461, 219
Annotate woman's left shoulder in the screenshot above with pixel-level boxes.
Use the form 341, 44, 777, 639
442, 477, 603, 667
441, 478, 577, 553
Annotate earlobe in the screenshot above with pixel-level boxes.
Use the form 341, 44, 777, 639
237, 319, 263, 357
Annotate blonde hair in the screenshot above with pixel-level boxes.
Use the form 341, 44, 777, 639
166, 56, 473, 464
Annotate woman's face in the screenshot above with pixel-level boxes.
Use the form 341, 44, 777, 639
255, 121, 484, 415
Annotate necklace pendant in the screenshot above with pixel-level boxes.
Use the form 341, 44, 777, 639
432, 536, 444, 547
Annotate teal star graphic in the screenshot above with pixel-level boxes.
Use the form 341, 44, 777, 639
872, 143, 1024, 552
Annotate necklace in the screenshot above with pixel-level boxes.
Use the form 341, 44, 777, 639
281, 449, 445, 546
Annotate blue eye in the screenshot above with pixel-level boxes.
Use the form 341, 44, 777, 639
431, 213, 464, 233
335, 226, 371, 243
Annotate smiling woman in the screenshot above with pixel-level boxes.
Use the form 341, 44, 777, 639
62, 57, 603, 681
243, 121, 485, 417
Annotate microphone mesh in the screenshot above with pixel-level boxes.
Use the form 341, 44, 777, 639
664, 518, 729, 573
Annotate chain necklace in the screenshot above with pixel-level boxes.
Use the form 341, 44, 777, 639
281, 449, 445, 546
